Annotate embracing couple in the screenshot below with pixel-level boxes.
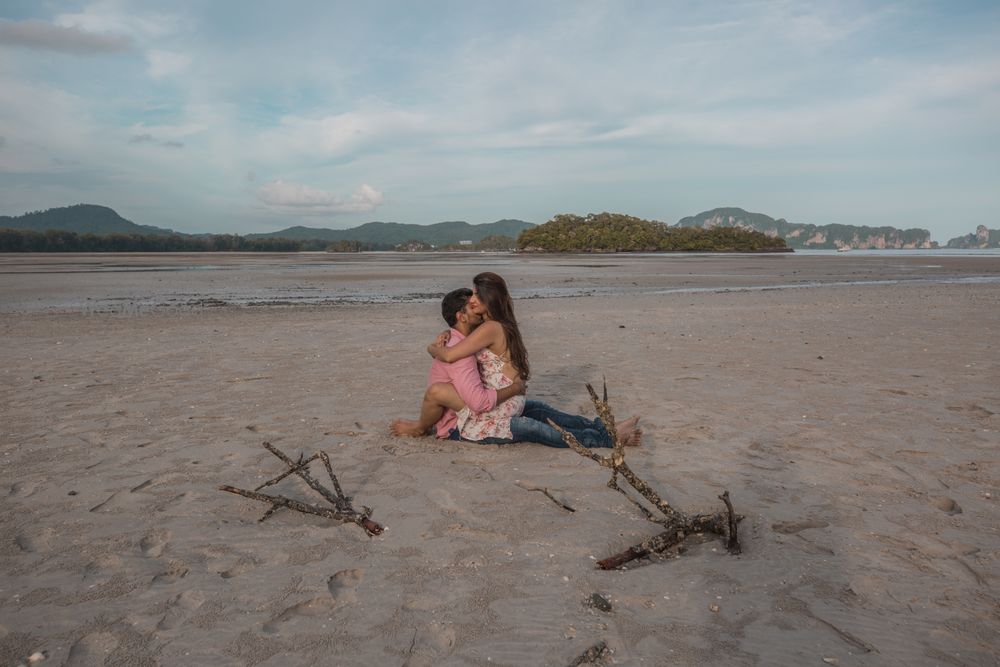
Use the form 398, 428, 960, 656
390, 272, 641, 448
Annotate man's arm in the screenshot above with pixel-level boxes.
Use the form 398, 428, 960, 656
496, 377, 526, 404
446, 355, 499, 413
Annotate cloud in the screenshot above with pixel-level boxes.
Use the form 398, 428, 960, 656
257, 108, 426, 161
256, 181, 384, 214
54, 4, 179, 39
147, 50, 191, 78
0, 19, 132, 54
129, 133, 184, 149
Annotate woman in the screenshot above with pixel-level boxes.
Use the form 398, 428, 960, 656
425, 272, 639, 447
425, 271, 529, 442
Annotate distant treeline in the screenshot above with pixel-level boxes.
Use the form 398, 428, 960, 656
394, 235, 517, 252
517, 212, 789, 252
0, 229, 390, 252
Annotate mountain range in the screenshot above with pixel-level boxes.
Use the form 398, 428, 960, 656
676, 207, 935, 249
0, 205, 533, 247
245, 219, 535, 246
0, 204, 179, 236
4, 204, 993, 250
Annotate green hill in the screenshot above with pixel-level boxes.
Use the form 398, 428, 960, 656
517, 212, 788, 252
248, 219, 535, 246
0, 204, 180, 236
677, 207, 934, 249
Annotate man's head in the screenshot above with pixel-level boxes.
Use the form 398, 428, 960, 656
441, 288, 483, 331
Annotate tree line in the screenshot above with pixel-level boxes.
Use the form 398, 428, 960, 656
516, 212, 789, 252
0, 229, 390, 252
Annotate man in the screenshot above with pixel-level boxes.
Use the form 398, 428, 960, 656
390, 288, 525, 438
390, 288, 640, 448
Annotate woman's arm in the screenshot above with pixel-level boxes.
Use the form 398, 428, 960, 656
428, 320, 501, 363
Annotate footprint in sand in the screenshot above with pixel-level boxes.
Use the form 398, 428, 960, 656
263, 569, 363, 634
771, 519, 829, 534
157, 589, 206, 631
15, 526, 55, 553
8, 481, 38, 498
930, 496, 962, 515
219, 558, 259, 579
65, 632, 119, 667
139, 530, 170, 558
151, 560, 190, 584
327, 568, 363, 602
84, 553, 124, 581
426, 488, 466, 515
403, 622, 457, 667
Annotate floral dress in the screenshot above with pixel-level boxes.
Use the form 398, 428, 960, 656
456, 348, 525, 440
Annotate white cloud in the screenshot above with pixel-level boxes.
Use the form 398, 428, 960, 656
0, 19, 132, 54
0, 75, 92, 173
256, 181, 384, 214
55, 3, 179, 39
128, 121, 205, 141
147, 50, 191, 78
257, 108, 426, 161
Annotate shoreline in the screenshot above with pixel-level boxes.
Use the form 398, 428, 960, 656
2, 252, 999, 315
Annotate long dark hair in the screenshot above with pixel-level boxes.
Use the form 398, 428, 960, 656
473, 271, 530, 381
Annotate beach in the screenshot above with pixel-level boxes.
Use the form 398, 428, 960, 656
1, 252, 998, 666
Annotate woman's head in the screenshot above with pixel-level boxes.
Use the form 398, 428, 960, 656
471, 272, 530, 381
469, 272, 511, 320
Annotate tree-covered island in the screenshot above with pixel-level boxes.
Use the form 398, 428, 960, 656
517, 212, 790, 252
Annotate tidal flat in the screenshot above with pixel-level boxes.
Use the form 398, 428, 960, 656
1, 252, 998, 665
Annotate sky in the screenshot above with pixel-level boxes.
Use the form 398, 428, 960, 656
0, 1, 998, 240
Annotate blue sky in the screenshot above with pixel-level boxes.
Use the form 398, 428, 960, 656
1, 1, 998, 240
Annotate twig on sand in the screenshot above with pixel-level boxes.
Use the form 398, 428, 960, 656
515, 480, 576, 512
549, 380, 742, 569
568, 640, 610, 666
219, 441, 383, 536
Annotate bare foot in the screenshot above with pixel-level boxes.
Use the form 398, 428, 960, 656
616, 416, 642, 447
619, 427, 643, 447
390, 419, 428, 437
617, 415, 640, 433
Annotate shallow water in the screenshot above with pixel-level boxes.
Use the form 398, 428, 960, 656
2, 251, 999, 313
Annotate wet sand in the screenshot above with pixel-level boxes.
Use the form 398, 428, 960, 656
1, 253, 998, 665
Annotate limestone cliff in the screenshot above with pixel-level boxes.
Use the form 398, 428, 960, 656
945, 225, 1000, 249
676, 207, 935, 250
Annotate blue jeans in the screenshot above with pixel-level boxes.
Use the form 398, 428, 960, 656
449, 400, 613, 449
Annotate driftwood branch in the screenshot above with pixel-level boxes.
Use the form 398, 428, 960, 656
568, 640, 610, 666
220, 441, 383, 536
555, 380, 742, 569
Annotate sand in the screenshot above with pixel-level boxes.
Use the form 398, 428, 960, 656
1, 252, 998, 666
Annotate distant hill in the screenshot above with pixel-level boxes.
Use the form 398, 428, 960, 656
676, 207, 934, 249
0, 204, 180, 236
517, 212, 788, 252
946, 225, 1000, 249
248, 219, 535, 246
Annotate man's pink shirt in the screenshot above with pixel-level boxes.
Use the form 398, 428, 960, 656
429, 328, 497, 437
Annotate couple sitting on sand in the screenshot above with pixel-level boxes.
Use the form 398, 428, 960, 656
390, 272, 641, 448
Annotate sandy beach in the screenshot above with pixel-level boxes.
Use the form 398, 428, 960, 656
1, 252, 998, 666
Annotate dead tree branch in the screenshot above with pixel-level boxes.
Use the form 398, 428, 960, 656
568, 640, 610, 666
550, 381, 741, 569
220, 441, 383, 536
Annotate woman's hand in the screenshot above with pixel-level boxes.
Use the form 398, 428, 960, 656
427, 330, 451, 359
